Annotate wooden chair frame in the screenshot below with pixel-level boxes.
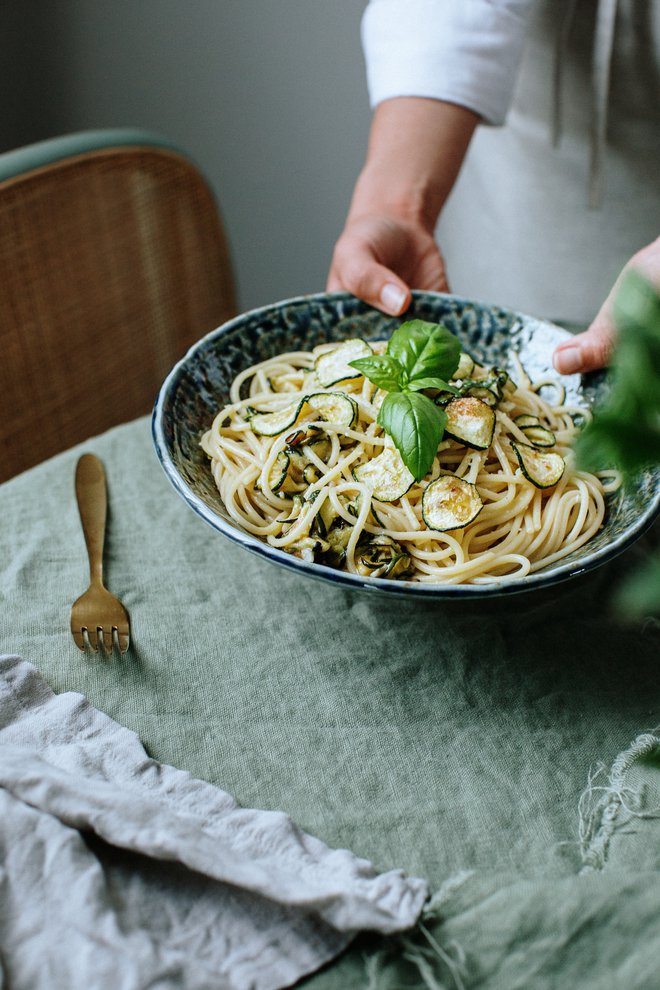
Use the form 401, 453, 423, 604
0, 129, 237, 481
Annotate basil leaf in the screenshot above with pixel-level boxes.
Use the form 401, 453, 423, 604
348, 355, 403, 392
378, 391, 447, 481
387, 320, 461, 383
406, 377, 459, 394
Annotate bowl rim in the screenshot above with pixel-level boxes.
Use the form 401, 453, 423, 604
152, 289, 660, 600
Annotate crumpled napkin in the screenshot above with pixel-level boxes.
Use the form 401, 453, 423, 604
0, 654, 428, 990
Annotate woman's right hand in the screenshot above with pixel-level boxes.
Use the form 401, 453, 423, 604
325, 96, 478, 316
326, 210, 449, 316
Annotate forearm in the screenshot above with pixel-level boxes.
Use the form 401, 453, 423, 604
347, 97, 480, 232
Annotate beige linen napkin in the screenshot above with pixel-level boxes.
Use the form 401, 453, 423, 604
0, 654, 427, 990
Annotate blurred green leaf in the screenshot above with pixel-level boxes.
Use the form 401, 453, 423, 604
576, 417, 660, 475
576, 270, 660, 478
576, 271, 660, 618
614, 554, 660, 618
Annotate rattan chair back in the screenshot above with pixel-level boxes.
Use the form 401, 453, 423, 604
0, 130, 237, 482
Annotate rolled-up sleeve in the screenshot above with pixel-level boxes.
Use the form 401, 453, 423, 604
362, 0, 537, 125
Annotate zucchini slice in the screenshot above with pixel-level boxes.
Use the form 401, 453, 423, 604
285, 429, 331, 460
306, 435, 332, 461
353, 443, 415, 502
314, 497, 340, 537
284, 430, 333, 488
288, 536, 330, 563
314, 338, 373, 386
422, 476, 483, 531
444, 397, 496, 450
503, 377, 517, 398
511, 441, 565, 489
512, 415, 556, 447
521, 425, 556, 448
302, 463, 319, 484
255, 451, 291, 493
305, 392, 358, 429
356, 535, 412, 580
514, 414, 542, 429
321, 523, 353, 567
278, 495, 305, 529
454, 352, 476, 379
369, 502, 387, 528
284, 428, 309, 448
462, 383, 499, 407
289, 446, 318, 488
248, 398, 305, 436
268, 451, 290, 492
459, 368, 511, 406
493, 367, 516, 397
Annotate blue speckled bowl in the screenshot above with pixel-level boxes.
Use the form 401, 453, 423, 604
152, 291, 660, 599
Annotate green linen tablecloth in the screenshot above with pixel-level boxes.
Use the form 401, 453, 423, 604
2, 416, 660, 988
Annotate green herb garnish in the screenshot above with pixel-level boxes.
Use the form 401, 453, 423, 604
576, 270, 660, 616
576, 271, 660, 476
350, 320, 461, 480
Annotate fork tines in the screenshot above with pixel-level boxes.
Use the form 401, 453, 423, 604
72, 625, 130, 655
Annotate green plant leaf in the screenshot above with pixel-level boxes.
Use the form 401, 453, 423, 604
575, 270, 660, 618
575, 417, 660, 475
577, 271, 660, 478
378, 391, 446, 481
386, 320, 461, 383
613, 269, 660, 373
615, 554, 660, 618
348, 354, 403, 392
406, 377, 459, 394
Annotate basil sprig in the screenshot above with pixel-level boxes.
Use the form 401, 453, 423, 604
349, 320, 461, 480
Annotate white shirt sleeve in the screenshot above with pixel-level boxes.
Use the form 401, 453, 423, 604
361, 0, 537, 125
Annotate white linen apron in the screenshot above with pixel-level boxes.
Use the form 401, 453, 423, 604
438, 0, 660, 324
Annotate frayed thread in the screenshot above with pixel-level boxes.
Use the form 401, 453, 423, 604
364, 871, 473, 990
578, 733, 660, 873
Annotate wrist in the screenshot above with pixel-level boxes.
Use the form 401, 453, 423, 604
348, 162, 441, 233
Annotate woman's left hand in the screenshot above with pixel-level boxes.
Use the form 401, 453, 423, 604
554, 236, 660, 374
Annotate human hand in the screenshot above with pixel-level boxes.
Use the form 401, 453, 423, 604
326, 211, 449, 316
554, 236, 660, 375
326, 97, 478, 316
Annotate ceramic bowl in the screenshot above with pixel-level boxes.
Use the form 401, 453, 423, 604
152, 291, 660, 598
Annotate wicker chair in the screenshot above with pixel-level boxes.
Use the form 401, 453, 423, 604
0, 129, 237, 482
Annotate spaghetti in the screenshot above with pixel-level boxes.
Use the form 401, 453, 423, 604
201, 339, 619, 585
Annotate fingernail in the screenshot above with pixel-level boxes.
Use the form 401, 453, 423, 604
554, 344, 582, 375
380, 283, 407, 314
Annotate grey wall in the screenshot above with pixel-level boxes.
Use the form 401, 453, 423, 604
0, 1, 371, 312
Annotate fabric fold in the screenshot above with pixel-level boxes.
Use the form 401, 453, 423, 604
0, 654, 428, 990
362, 0, 536, 125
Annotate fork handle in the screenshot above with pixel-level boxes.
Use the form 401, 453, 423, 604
75, 454, 107, 586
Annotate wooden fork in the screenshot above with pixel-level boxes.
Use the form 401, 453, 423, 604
70, 453, 130, 655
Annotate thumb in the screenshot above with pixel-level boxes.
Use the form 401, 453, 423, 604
553, 307, 616, 375
553, 239, 660, 375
